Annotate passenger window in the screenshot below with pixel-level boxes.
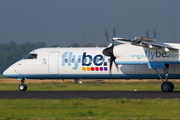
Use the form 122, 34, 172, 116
102, 58, 105, 63
71, 58, 74, 63
108, 58, 110, 63
96, 58, 99, 63
24, 54, 37, 59
84, 58, 87, 63
65, 58, 68, 63
78, 58, 81, 63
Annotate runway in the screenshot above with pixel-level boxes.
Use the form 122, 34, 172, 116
0, 91, 180, 99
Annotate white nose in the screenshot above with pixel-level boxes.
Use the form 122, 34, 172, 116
3, 65, 14, 77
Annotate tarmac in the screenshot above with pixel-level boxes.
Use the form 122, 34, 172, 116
1, 79, 180, 99
0, 91, 180, 99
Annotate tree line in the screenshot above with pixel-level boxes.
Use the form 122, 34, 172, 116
0, 41, 106, 74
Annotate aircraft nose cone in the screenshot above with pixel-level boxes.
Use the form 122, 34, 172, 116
3, 65, 15, 77
3, 68, 10, 77
3, 69, 8, 77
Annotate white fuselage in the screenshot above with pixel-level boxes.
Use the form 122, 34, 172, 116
3, 43, 180, 80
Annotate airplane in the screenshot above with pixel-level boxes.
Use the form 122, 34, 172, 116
3, 29, 180, 92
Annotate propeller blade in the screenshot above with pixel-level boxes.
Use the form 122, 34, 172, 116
112, 27, 116, 46
154, 30, 156, 38
110, 55, 117, 74
102, 46, 113, 74
146, 30, 149, 38
114, 60, 118, 70
109, 57, 113, 74
105, 30, 109, 43
112, 41, 114, 46
113, 27, 116, 37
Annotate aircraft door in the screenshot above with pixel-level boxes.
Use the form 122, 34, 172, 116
48, 52, 59, 74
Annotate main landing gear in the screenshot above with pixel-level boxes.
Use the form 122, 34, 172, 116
18, 79, 27, 91
154, 65, 174, 92
161, 82, 174, 92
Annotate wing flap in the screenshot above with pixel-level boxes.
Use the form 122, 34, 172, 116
140, 41, 178, 50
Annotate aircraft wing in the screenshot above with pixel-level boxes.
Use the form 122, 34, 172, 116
112, 37, 179, 69
112, 37, 178, 50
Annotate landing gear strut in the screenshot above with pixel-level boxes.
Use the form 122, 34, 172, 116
18, 79, 27, 91
154, 65, 174, 92
74, 79, 82, 84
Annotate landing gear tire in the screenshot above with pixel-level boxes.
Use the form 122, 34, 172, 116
161, 82, 174, 92
19, 84, 27, 91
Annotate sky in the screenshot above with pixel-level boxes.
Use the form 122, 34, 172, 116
0, 0, 180, 46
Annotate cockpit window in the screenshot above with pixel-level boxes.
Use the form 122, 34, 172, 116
24, 54, 38, 59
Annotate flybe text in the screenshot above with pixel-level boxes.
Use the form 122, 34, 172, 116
132, 50, 180, 60
61, 52, 107, 70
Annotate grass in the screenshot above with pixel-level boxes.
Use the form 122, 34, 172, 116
1, 82, 180, 91
0, 82, 180, 119
0, 98, 180, 119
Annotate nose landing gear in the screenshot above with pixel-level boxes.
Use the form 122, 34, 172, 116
18, 79, 27, 91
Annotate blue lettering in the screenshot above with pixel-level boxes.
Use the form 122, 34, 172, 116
145, 50, 148, 57
68, 52, 72, 66
62, 52, 105, 69
61, 52, 68, 66
82, 52, 92, 66
148, 50, 150, 58
93, 55, 103, 66
73, 55, 82, 70
151, 52, 155, 60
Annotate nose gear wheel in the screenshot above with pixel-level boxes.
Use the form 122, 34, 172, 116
18, 79, 27, 91
19, 84, 27, 91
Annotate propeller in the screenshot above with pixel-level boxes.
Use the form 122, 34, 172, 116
112, 27, 116, 46
103, 27, 118, 74
105, 30, 109, 44
145, 30, 157, 43
153, 30, 156, 39
146, 30, 156, 39
146, 30, 149, 38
